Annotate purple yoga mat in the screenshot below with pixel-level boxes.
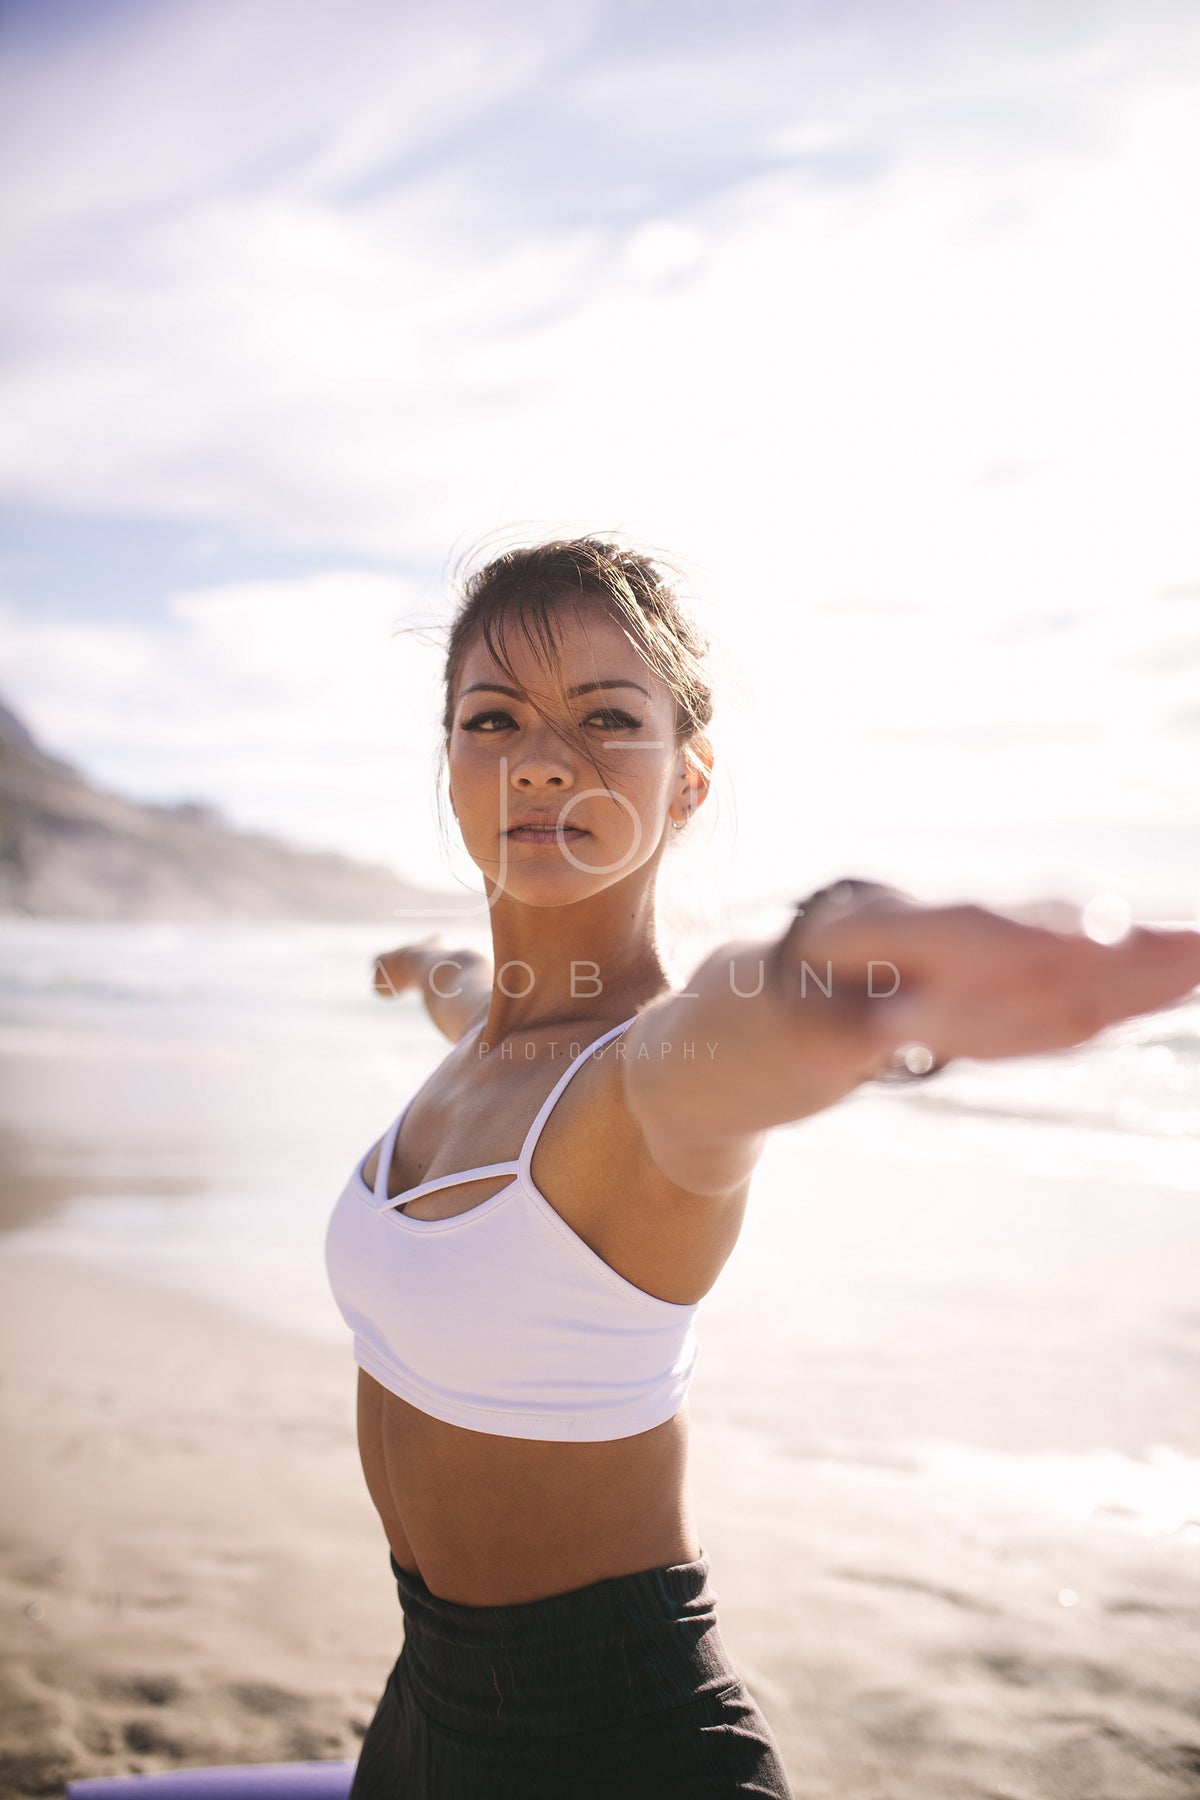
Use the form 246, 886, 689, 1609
66, 1764, 355, 1800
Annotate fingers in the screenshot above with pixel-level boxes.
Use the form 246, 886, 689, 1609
371, 954, 402, 998
371, 947, 416, 998
1029, 924, 1198, 1050
857, 915, 1200, 1065
1083, 924, 1200, 1034
371, 935, 449, 998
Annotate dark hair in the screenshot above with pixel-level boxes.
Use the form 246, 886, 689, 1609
435, 536, 714, 835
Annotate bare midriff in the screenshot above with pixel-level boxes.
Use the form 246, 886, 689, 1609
355, 1368, 701, 1606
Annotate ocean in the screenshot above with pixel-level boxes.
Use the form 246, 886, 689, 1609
1, 916, 1197, 1551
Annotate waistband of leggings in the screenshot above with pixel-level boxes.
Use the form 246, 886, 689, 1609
388, 1546, 716, 1650
388, 1547, 734, 1736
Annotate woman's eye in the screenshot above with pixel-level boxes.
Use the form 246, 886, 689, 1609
460, 708, 642, 734
460, 710, 515, 732
588, 709, 642, 730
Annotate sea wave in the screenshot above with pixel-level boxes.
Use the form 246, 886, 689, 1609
1, 920, 1197, 1147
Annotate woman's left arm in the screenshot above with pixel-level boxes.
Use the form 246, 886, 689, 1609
372, 936, 493, 1042
625, 885, 1200, 1196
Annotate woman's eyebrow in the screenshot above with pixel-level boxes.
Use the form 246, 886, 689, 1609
460, 679, 650, 700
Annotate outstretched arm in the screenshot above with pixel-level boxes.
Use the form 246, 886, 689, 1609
371, 935, 492, 1042
625, 882, 1200, 1196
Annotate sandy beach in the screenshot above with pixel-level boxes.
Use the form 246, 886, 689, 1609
0, 1252, 391, 1788
3, 1225, 1199, 1800
2, 922, 1199, 1798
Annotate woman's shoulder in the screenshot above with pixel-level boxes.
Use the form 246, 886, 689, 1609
530, 1002, 747, 1210
528, 1010, 753, 1305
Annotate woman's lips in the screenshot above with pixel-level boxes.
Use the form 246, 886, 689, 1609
506, 826, 589, 844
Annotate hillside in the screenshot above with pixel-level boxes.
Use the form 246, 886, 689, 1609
0, 697, 452, 921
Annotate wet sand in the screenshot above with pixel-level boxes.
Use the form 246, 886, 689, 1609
3, 1236, 1199, 1800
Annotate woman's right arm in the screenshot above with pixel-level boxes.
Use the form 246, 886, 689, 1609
371, 936, 492, 1042
624, 883, 1200, 1197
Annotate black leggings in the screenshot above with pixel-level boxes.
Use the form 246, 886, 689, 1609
349, 1548, 794, 1798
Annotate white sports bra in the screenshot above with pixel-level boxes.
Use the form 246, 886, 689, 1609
324, 1015, 701, 1442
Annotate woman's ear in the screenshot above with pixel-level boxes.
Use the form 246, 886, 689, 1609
672, 735, 713, 824
684, 735, 714, 806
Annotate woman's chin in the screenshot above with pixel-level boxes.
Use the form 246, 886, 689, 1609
479, 862, 623, 909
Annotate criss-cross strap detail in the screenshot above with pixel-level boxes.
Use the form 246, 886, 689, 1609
368, 1100, 505, 1208
325, 1002, 703, 1442
369, 1015, 638, 1210
514, 1015, 636, 1184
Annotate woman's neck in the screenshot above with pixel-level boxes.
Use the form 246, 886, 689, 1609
479, 883, 671, 1039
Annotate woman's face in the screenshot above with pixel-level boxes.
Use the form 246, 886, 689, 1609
446, 603, 702, 906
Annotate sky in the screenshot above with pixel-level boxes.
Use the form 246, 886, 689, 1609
1, 0, 1198, 925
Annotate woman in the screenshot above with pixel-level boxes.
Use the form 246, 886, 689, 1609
326, 537, 1200, 1797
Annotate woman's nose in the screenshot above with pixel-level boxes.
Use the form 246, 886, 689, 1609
510, 727, 576, 788
511, 755, 574, 788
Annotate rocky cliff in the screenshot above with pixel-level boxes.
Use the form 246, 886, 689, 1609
0, 697, 450, 921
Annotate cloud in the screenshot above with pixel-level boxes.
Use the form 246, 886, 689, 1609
0, 0, 592, 240
1, 1, 1197, 909
2, 539, 1193, 916
5, 75, 1199, 589
0, 571, 458, 880
0, 1, 1198, 595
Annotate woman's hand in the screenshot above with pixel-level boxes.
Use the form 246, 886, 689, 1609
625, 878, 1198, 1191
780, 883, 1200, 1071
371, 935, 444, 1000
371, 936, 494, 1043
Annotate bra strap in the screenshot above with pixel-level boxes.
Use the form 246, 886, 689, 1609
373, 1101, 412, 1205
517, 1015, 639, 1176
